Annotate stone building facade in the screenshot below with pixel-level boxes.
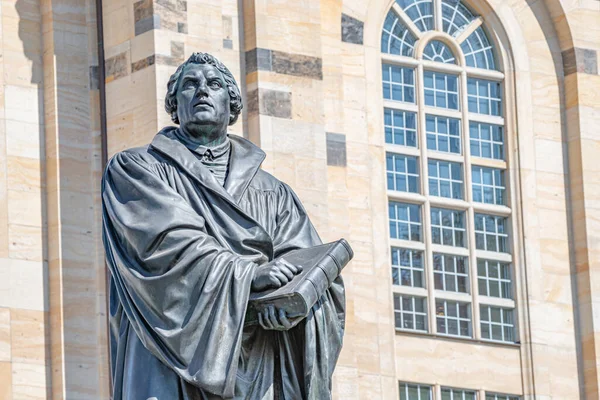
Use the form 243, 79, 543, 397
0, 0, 599, 398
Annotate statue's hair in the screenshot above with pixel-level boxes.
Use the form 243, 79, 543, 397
165, 52, 243, 125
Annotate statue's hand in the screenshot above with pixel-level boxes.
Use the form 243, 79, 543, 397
258, 305, 303, 331
251, 258, 303, 292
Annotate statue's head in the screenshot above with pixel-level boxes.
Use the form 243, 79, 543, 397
165, 53, 243, 139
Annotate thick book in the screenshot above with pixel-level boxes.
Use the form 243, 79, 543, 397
245, 239, 353, 326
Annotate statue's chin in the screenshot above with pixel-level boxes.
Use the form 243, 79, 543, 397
181, 119, 228, 140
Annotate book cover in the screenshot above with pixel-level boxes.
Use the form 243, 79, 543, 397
245, 239, 353, 326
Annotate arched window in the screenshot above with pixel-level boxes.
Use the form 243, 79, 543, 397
382, 0, 515, 345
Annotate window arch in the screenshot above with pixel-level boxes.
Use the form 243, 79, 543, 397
382, 0, 515, 345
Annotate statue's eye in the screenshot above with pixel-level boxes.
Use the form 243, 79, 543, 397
209, 80, 222, 89
182, 80, 196, 90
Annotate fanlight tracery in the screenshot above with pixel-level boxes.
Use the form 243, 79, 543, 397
381, 0, 497, 70
423, 40, 456, 64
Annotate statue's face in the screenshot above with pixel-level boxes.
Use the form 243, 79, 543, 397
175, 63, 230, 137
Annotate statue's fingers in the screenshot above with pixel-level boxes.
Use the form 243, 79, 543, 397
278, 265, 294, 280
258, 311, 268, 330
267, 306, 279, 328
278, 308, 292, 330
261, 308, 273, 330
272, 271, 289, 285
280, 259, 302, 275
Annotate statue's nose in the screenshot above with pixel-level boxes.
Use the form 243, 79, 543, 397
195, 81, 209, 97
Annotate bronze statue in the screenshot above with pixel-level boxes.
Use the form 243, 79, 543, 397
102, 52, 345, 399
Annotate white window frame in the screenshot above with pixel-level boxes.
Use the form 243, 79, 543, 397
389, 201, 423, 241
474, 213, 509, 253
485, 392, 520, 400
477, 259, 512, 299
394, 294, 429, 332
383, 64, 417, 103
424, 70, 460, 110
430, 207, 466, 247
469, 121, 504, 160
392, 247, 426, 287
387, 153, 421, 193
467, 77, 502, 116
480, 305, 515, 343
426, 114, 462, 154
435, 299, 472, 337
428, 159, 464, 200
433, 253, 469, 293
441, 387, 478, 400
399, 381, 433, 400
385, 108, 419, 147
471, 166, 505, 205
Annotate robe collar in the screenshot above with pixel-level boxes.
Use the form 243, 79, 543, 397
149, 126, 266, 203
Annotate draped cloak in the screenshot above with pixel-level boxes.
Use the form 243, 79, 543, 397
101, 127, 345, 400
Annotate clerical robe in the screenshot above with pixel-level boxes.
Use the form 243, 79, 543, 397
102, 127, 345, 400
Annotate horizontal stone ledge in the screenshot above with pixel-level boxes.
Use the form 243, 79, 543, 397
245, 48, 323, 80
131, 54, 184, 74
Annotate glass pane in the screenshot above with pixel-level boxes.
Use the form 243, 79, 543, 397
491, 307, 501, 322
401, 269, 412, 286
414, 298, 425, 313
460, 320, 470, 336
481, 322, 490, 338
489, 280, 500, 297
479, 279, 488, 296
414, 271, 423, 288
395, 312, 402, 328
434, 273, 444, 290
492, 324, 502, 340
480, 306, 489, 320
448, 319, 458, 334
408, 386, 419, 399
416, 315, 427, 331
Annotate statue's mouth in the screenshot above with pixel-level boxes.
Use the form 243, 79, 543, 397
194, 100, 213, 108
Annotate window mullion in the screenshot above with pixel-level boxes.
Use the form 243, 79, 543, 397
461, 68, 481, 340
433, 0, 443, 32
417, 62, 437, 334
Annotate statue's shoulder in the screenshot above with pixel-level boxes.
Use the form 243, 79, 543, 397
108, 145, 161, 167
250, 169, 286, 192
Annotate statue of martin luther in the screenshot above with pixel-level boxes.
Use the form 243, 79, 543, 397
101, 52, 345, 400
